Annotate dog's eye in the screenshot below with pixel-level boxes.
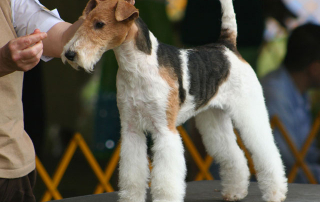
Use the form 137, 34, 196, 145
95, 21, 105, 29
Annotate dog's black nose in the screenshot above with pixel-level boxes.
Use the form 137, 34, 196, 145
65, 50, 77, 61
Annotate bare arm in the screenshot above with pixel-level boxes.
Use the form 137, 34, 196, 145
0, 19, 83, 77
43, 19, 83, 58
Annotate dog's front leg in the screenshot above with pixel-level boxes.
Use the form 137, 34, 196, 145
118, 121, 149, 202
150, 129, 186, 202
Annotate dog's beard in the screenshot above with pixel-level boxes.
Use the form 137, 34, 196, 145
61, 36, 109, 73
61, 48, 104, 73
79, 49, 105, 72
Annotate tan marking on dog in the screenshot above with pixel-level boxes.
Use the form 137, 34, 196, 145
220, 29, 237, 46
159, 67, 180, 134
220, 29, 248, 64
123, 22, 138, 43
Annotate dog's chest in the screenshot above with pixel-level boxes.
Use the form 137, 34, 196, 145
116, 64, 170, 128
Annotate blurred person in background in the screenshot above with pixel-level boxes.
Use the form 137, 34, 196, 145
258, 0, 320, 77
261, 23, 320, 183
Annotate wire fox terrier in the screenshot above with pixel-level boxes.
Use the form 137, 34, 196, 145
62, 0, 288, 201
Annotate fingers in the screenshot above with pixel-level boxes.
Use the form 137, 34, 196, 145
32, 29, 41, 34
13, 31, 47, 50
19, 50, 43, 70
7, 37, 44, 72
18, 41, 43, 70
19, 40, 43, 60
19, 42, 43, 71
1, 29, 47, 73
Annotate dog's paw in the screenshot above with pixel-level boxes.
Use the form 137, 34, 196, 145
261, 182, 287, 202
259, 175, 288, 202
222, 188, 248, 201
220, 175, 249, 201
262, 189, 287, 202
222, 192, 248, 201
118, 190, 146, 202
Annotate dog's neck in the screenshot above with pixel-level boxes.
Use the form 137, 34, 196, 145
114, 18, 158, 76
122, 22, 139, 44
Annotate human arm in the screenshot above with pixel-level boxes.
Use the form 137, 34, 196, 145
0, 19, 82, 77
0, 0, 83, 76
42, 19, 83, 58
12, 0, 83, 59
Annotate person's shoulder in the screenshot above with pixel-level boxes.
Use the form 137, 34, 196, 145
260, 67, 295, 106
261, 68, 295, 117
261, 67, 288, 89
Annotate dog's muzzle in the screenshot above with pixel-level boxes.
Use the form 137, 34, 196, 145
64, 50, 77, 61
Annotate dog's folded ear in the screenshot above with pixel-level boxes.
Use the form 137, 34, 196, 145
83, 0, 98, 16
115, 0, 139, 22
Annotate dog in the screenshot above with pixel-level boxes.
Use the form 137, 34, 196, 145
62, 0, 288, 201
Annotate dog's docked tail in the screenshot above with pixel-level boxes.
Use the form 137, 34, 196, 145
219, 0, 237, 49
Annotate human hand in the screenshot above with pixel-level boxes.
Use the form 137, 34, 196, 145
0, 29, 47, 76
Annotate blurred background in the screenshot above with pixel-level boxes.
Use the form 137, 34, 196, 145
23, 0, 320, 200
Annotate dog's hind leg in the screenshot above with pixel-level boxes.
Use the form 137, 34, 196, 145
227, 76, 288, 202
150, 129, 186, 202
195, 108, 250, 201
118, 123, 149, 202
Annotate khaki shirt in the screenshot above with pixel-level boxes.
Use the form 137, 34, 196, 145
0, 0, 36, 178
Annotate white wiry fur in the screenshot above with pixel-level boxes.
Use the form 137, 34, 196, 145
195, 108, 250, 201
115, 40, 287, 202
62, 0, 288, 201
220, 0, 237, 34
115, 34, 187, 202
213, 49, 288, 201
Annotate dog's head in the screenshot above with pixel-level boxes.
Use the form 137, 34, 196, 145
61, 0, 139, 72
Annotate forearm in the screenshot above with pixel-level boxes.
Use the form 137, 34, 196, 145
43, 19, 83, 58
